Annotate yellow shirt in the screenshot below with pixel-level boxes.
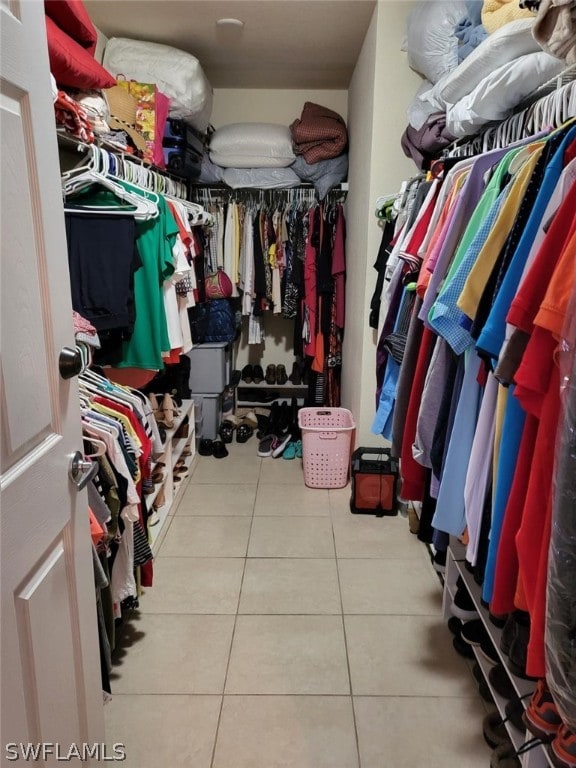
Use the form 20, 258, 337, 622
457, 145, 544, 321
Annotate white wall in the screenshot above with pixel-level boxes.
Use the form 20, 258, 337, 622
211, 89, 348, 128
342, 0, 422, 444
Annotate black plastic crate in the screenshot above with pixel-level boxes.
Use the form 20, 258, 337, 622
350, 447, 399, 517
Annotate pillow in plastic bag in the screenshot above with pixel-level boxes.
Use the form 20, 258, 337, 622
405, 0, 467, 83
221, 167, 301, 189
209, 123, 295, 168
291, 154, 348, 200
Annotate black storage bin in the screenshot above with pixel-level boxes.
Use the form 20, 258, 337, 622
350, 447, 399, 517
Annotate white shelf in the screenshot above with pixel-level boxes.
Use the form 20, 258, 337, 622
147, 399, 196, 553
445, 544, 553, 768
238, 381, 307, 389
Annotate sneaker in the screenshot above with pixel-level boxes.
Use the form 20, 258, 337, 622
282, 441, 297, 460
490, 743, 521, 768
549, 724, 576, 768
461, 619, 487, 647
523, 679, 563, 741
452, 634, 475, 659
489, 663, 517, 700
271, 432, 291, 458
478, 634, 500, 665
447, 616, 463, 636
257, 435, 275, 458
483, 712, 512, 749
431, 549, 446, 574
451, 585, 479, 621
505, 696, 530, 732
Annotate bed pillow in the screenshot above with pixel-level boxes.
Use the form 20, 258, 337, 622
46, 16, 116, 89
45, 0, 97, 54
103, 37, 213, 131
209, 123, 295, 168
221, 167, 301, 189
427, 19, 540, 109
405, 0, 467, 83
446, 51, 565, 137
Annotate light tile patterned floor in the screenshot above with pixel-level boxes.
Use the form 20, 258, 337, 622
105, 442, 491, 768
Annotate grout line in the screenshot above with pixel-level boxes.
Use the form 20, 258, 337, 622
209, 455, 260, 768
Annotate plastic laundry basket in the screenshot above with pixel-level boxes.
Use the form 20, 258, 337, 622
298, 407, 356, 489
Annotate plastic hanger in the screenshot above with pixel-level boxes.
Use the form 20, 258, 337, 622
83, 437, 107, 458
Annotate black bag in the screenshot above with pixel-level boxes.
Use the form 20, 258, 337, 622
189, 300, 239, 344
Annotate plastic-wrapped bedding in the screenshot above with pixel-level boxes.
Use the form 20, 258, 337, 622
291, 154, 348, 200
221, 167, 301, 189
546, 287, 576, 732
446, 51, 565, 137
404, 0, 467, 84
103, 37, 213, 131
209, 123, 296, 168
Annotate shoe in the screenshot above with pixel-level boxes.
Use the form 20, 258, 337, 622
212, 439, 229, 459
505, 696, 529, 732
479, 678, 496, 705
461, 619, 488, 647
271, 432, 291, 458
219, 421, 235, 444
490, 743, 521, 768
431, 549, 446, 574
295, 439, 302, 459
276, 363, 288, 384
289, 361, 302, 385
450, 586, 479, 621
159, 393, 176, 428
500, 612, 519, 656
523, 679, 563, 741
236, 424, 254, 443
242, 411, 259, 429
241, 364, 254, 383
265, 364, 276, 384
489, 611, 508, 629
283, 441, 297, 460
257, 435, 275, 458
506, 612, 539, 680
152, 486, 165, 510
448, 617, 463, 636
452, 634, 475, 659
489, 663, 516, 700
549, 724, 576, 768
471, 661, 484, 685
253, 364, 264, 384
148, 509, 160, 526
479, 635, 500, 665
483, 712, 512, 749
199, 439, 214, 456
174, 414, 189, 438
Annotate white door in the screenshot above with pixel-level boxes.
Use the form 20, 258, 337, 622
1, 0, 105, 762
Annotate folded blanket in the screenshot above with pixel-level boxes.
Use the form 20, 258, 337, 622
290, 102, 348, 164
291, 154, 348, 199
401, 112, 456, 170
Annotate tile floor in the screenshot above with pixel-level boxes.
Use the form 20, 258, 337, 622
105, 439, 491, 768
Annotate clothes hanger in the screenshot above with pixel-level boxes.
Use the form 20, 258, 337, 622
63, 169, 155, 220
83, 436, 107, 458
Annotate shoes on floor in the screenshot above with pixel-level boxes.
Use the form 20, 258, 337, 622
271, 432, 291, 458
199, 439, 214, 456
257, 434, 275, 458
219, 421, 235, 444
236, 424, 254, 443
212, 439, 229, 459
523, 679, 563, 741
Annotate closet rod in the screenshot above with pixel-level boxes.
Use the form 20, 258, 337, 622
189, 183, 348, 205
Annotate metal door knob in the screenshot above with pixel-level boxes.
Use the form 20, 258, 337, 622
59, 346, 83, 379
69, 451, 98, 490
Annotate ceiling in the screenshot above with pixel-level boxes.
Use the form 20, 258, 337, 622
85, 0, 377, 89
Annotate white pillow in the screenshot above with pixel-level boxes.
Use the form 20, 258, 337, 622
405, 0, 467, 84
221, 167, 301, 189
446, 51, 565, 137
407, 80, 439, 130
103, 37, 213, 131
430, 19, 540, 109
209, 123, 295, 168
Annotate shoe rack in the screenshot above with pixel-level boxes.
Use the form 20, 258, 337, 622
147, 399, 196, 553
443, 540, 553, 768
236, 380, 308, 408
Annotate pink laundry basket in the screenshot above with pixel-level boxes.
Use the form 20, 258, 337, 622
298, 407, 356, 489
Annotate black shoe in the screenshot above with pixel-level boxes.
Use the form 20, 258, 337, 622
199, 439, 214, 456
452, 634, 475, 659
451, 586, 479, 621
505, 696, 528, 733
506, 612, 538, 680
488, 663, 517, 700
432, 549, 447, 574
461, 619, 488, 647
472, 661, 484, 686
478, 679, 495, 705
241, 364, 254, 383
479, 635, 500, 665
253, 364, 264, 384
483, 712, 511, 749
276, 363, 288, 385
447, 616, 463, 636
289, 361, 302, 385
500, 612, 519, 656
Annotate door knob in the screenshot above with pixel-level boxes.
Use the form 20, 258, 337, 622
59, 346, 83, 379
69, 451, 98, 490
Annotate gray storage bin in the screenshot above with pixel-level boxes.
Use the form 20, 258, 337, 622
192, 393, 222, 440
187, 342, 231, 394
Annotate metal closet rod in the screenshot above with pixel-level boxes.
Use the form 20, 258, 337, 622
188, 184, 348, 205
